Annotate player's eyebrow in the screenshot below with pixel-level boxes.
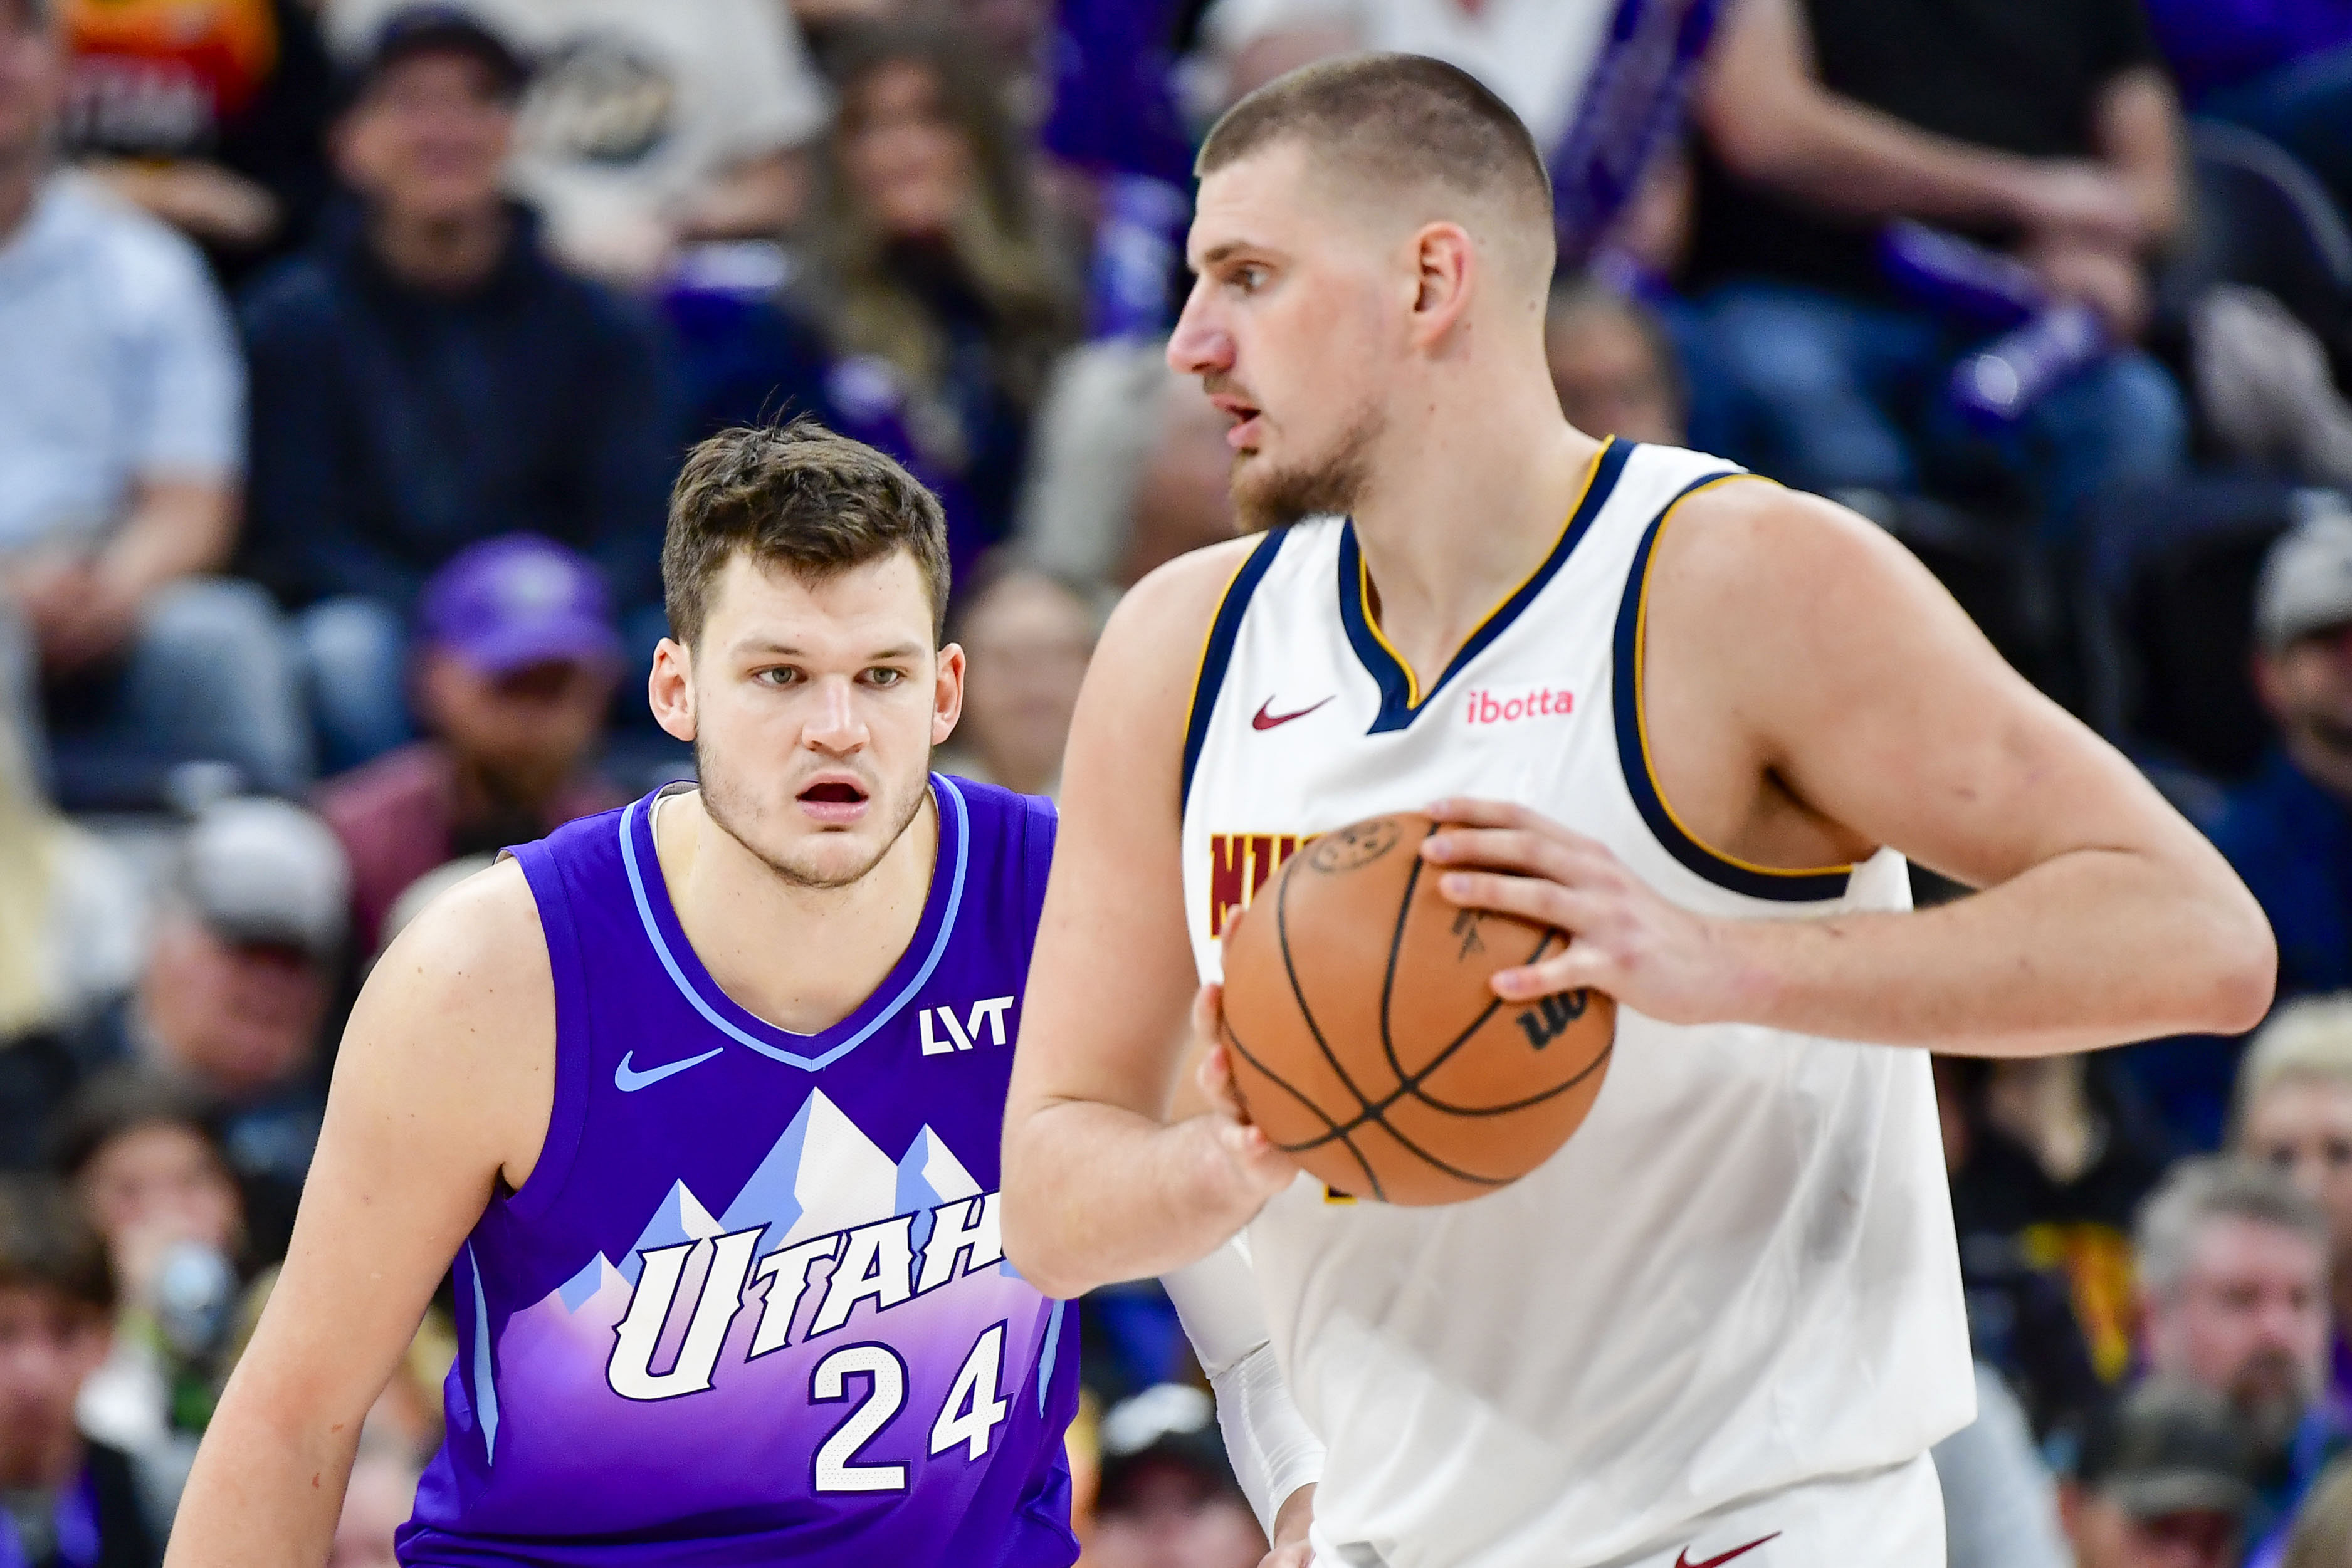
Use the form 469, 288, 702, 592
1194, 239, 1274, 270
736, 639, 926, 662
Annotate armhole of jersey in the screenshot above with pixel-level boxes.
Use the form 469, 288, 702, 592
1609, 473, 1855, 904
1179, 528, 1288, 822
1019, 792, 1058, 948
500, 838, 594, 1221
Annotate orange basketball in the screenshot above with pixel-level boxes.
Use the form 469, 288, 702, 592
1217, 812, 1615, 1205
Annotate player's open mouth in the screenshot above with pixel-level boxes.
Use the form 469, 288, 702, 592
796, 778, 870, 825
1210, 394, 1262, 450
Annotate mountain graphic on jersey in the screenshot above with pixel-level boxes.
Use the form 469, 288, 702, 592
466, 1089, 1061, 1534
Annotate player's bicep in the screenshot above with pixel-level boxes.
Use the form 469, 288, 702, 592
1681, 493, 2192, 889
224, 865, 552, 1428
1011, 547, 1244, 1124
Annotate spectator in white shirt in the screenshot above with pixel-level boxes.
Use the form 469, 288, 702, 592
326, 0, 830, 283
0, 0, 306, 802
1199, 0, 1615, 150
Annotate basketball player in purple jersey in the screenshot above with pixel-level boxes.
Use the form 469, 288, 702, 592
166, 426, 1084, 1564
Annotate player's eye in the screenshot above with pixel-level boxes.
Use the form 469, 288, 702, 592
862, 667, 906, 687
753, 666, 804, 687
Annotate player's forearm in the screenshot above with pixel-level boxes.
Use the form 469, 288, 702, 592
167, 1384, 357, 1566
1719, 845, 2274, 1055
1001, 1102, 1268, 1297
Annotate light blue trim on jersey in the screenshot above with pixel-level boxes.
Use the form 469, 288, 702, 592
1036, 1300, 1066, 1416
467, 1242, 499, 1464
616, 775, 972, 1072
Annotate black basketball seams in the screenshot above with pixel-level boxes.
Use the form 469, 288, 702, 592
1221, 1010, 1387, 1202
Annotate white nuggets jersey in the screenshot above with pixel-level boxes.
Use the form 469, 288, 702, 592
1178, 441, 1974, 1567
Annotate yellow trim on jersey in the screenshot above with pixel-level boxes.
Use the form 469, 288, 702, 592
1353, 436, 1615, 712
1180, 545, 1264, 753
1632, 474, 1856, 884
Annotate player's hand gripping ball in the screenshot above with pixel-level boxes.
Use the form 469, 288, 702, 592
1217, 812, 1616, 1205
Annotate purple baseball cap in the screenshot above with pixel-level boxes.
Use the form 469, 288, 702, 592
417, 535, 624, 676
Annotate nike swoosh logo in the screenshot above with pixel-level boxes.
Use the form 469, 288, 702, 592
614, 1047, 725, 1092
1675, 1534, 1780, 1568
1252, 695, 1333, 731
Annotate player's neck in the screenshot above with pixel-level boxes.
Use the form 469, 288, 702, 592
655, 787, 940, 1035
1347, 381, 1606, 682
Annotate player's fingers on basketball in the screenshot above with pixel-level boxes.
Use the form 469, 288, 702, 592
1197, 1043, 1248, 1122
1422, 823, 1609, 881
1431, 865, 1605, 931
1191, 981, 1226, 1043
1491, 947, 1614, 1004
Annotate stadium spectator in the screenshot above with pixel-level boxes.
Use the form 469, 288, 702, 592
79, 797, 349, 1264
2137, 1158, 2346, 1555
1546, 281, 1687, 447
1016, 342, 1237, 591
0, 0, 307, 802
317, 535, 628, 956
2208, 516, 2352, 1005
1688, 0, 2188, 541
935, 565, 1095, 799
0, 1176, 159, 1567
239, 8, 678, 774
2235, 996, 2352, 1411
1089, 1382, 1269, 1568
2060, 1379, 2254, 1568
58, 0, 336, 280
1198, 0, 1612, 152
326, 0, 827, 285
0, 614, 147, 1171
2143, 0, 2352, 219
50, 1072, 249, 1516
1946, 1053, 2173, 1439
786, 21, 1075, 573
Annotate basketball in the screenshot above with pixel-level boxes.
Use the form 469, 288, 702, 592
1217, 812, 1617, 1205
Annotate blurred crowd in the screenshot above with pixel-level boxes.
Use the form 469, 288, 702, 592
6, 0, 2352, 1564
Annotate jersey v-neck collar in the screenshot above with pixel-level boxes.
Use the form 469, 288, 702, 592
616, 774, 970, 1072
1338, 438, 1633, 734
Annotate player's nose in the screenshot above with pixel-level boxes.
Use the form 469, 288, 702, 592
802, 676, 868, 751
1168, 288, 1233, 379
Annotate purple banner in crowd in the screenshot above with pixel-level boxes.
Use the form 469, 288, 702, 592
1551, 0, 1729, 266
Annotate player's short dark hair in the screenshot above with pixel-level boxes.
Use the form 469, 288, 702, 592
662, 419, 952, 648
0, 1176, 115, 1317
1197, 53, 1553, 240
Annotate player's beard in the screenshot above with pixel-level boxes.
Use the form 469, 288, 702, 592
693, 734, 932, 891
1231, 398, 1385, 532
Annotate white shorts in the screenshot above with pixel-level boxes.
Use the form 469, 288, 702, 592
1598, 1454, 1945, 1568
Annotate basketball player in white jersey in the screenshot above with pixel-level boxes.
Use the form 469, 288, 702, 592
998, 55, 2276, 1568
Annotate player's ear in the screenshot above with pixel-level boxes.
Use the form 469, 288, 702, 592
932, 642, 965, 746
1408, 221, 1476, 344
648, 636, 697, 743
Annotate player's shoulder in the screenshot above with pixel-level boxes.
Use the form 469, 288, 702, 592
1649, 468, 1920, 607
934, 772, 1059, 857
359, 856, 552, 1044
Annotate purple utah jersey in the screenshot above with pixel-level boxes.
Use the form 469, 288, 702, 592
398, 775, 1079, 1567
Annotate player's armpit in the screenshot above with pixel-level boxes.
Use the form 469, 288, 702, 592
167, 862, 555, 1567
1641, 484, 2274, 1053
1001, 539, 1291, 1297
